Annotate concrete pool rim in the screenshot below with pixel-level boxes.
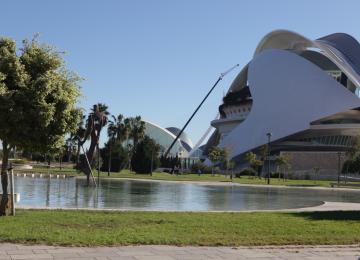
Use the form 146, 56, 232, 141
16, 201, 360, 213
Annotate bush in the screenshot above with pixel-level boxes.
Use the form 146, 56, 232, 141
190, 162, 212, 174
270, 172, 284, 178
9, 158, 28, 165
236, 168, 257, 177
342, 158, 360, 174
100, 140, 129, 172
131, 136, 160, 174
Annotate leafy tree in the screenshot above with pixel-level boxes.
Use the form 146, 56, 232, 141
313, 166, 320, 183
73, 113, 86, 165
208, 146, 223, 176
275, 154, 291, 180
100, 140, 128, 172
0, 37, 81, 215
343, 136, 360, 177
227, 160, 236, 179
131, 136, 160, 174
245, 152, 263, 178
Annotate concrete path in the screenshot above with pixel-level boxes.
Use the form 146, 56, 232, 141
283, 201, 360, 212
0, 244, 359, 260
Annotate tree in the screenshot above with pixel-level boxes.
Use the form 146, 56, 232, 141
124, 116, 145, 170
275, 154, 291, 181
100, 139, 128, 172
208, 146, 222, 176
106, 114, 129, 175
221, 148, 229, 167
131, 136, 160, 174
78, 103, 109, 183
0, 37, 81, 215
344, 135, 360, 181
228, 160, 236, 179
245, 152, 263, 178
73, 113, 86, 165
313, 166, 320, 183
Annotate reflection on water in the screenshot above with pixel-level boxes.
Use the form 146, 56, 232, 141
15, 176, 360, 211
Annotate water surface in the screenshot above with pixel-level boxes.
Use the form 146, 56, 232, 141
14, 176, 360, 211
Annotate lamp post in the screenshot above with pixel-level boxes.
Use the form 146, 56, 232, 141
150, 147, 154, 176
337, 151, 341, 185
266, 132, 272, 185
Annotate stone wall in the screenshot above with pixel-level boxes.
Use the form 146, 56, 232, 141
279, 151, 347, 180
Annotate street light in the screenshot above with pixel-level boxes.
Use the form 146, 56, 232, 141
337, 151, 342, 185
266, 132, 272, 185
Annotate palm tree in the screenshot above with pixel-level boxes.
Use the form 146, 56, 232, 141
78, 103, 109, 184
107, 114, 130, 175
124, 116, 145, 171
126, 116, 146, 147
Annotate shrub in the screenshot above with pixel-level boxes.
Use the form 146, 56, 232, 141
270, 172, 284, 178
9, 158, 28, 165
190, 162, 212, 174
236, 168, 257, 177
131, 136, 160, 174
100, 140, 129, 172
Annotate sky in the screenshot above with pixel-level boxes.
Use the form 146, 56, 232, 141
1, 0, 360, 147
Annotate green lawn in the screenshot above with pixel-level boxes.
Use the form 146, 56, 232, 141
95, 171, 360, 188
0, 209, 359, 246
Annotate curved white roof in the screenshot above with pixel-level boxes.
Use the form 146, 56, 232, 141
253, 29, 360, 88
142, 120, 190, 156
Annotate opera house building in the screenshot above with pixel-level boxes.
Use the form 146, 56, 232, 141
206, 30, 360, 176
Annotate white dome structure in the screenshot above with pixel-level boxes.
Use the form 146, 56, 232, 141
143, 120, 192, 157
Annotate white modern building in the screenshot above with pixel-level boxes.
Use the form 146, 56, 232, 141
143, 120, 193, 157
206, 30, 360, 175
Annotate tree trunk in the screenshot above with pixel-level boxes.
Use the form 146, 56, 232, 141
76, 142, 81, 165
108, 141, 112, 176
59, 157, 62, 170
0, 142, 10, 216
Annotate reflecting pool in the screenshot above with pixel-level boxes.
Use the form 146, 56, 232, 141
14, 176, 360, 211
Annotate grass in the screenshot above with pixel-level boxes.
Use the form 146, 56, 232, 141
95, 171, 360, 188
0, 209, 359, 246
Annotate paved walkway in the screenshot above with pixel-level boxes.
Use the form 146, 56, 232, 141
0, 244, 359, 260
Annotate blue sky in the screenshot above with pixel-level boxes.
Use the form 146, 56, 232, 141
1, 0, 360, 146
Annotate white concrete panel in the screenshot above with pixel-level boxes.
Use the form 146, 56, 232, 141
254, 30, 312, 56
218, 49, 360, 159
252, 30, 360, 89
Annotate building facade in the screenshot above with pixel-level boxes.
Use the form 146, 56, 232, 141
206, 30, 360, 175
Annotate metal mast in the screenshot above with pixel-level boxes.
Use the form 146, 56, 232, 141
164, 64, 239, 157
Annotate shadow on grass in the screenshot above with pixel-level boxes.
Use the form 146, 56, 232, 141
289, 211, 360, 221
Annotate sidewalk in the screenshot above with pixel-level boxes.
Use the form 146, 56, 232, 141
0, 244, 359, 260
